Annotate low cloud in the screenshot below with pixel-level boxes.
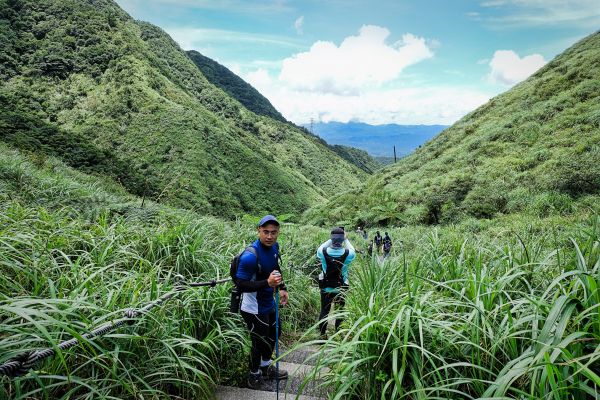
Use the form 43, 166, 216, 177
487, 50, 546, 85
245, 68, 490, 125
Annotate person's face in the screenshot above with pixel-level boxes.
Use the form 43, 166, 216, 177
258, 223, 280, 247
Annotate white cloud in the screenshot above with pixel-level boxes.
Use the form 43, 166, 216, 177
487, 50, 546, 85
278, 25, 433, 96
241, 26, 491, 125
245, 68, 491, 125
294, 16, 304, 34
116, 0, 293, 14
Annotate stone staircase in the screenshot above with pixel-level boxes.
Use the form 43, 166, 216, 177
213, 344, 328, 400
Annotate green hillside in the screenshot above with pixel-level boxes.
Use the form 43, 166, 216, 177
304, 31, 600, 227
186, 50, 380, 173
186, 50, 286, 122
329, 144, 381, 174
0, 0, 367, 220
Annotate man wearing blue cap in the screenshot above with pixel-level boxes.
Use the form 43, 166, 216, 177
316, 227, 356, 338
236, 214, 289, 389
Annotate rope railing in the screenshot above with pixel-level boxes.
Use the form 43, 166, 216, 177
0, 276, 230, 379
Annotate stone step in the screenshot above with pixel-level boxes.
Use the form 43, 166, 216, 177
214, 361, 330, 399
279, 344, 321, 366
213, 385, 324, 400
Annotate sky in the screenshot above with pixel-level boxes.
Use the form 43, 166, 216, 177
115, 0, 599, 126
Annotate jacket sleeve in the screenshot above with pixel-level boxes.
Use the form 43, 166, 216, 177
316, 239, 331, 273
235, 250, 269, 292
275, 245, 287, 291
342, 239, 356, 283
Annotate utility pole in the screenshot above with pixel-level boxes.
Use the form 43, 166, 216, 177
393, 145, 397, 163
309, 117, 314, 134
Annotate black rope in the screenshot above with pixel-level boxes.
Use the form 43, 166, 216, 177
0, 277, 229, 379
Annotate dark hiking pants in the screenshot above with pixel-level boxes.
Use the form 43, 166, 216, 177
241, 311, 281, 372
318, 291, 346, 337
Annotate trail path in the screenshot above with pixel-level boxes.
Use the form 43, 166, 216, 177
214, 344, 328, 400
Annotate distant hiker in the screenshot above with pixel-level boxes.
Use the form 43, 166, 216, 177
367, 240, 374, 256
235, 215, 289, 389
374, 231, 383, 254
356, 226, 364, 238
383, 232, 392, 258
317, 227, 356, 338
362, 228, 368, 240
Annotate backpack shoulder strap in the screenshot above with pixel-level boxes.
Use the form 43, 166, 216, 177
245, 246, 262, 276
339, 248, 350, 263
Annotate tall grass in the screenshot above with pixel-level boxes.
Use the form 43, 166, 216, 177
308, 218, 600, 399
2, 146, 599, 399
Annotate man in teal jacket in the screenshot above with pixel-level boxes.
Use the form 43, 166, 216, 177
316, 227, 356, 338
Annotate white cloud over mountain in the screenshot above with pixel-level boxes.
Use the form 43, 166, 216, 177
487, 50, 546, 85
243, 25, 490, 125
278, 25, 433, 96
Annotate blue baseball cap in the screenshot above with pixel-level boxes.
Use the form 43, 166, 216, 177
330, 227, 345, 248
258, 214, 279, 227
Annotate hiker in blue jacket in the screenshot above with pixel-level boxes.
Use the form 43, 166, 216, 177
316, 227, 356, 338
236, 215, 289, 389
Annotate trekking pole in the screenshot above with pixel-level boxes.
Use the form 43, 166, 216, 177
275, 284, 280, 400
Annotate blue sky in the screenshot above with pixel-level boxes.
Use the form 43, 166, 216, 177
115, 0, 599, 125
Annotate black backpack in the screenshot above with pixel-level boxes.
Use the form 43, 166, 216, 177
229, 246, 260, 313
322, 247, 349, 288
230, 246, 260, 285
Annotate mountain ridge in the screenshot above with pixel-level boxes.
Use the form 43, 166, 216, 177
0, 0, 367, 219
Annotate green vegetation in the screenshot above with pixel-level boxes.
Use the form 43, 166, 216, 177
1, 145, 598, 399
0, 144, 320, 399
186, 52, 381, 174
186, 50, 286, 123
304, 31, 600, 227
1, 2, 598, 399
329, 144, 381, 174
0, 0, 367, 220
308, 216, 600, 399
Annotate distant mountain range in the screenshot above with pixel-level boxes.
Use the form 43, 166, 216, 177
306, 122, 448, 157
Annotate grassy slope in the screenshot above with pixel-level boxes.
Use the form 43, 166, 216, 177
186, 49, 286, 122
0, 0, 367, 220
303, 31, 600, 227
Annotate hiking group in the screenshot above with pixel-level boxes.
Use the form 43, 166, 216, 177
370, 230, 393, 258
229, 214, 385, 390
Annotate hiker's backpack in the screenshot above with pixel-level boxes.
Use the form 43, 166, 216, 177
229, 246, 260, 313
230, 246, 261, 285
383, 240, 392, 252
322, 247, 349, 288
375, 235, 382, 245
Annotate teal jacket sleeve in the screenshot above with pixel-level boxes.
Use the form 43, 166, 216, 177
342, 239, 356, 284
317, 239, 331, 273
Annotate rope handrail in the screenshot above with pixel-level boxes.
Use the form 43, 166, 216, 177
0, 276, 230, 379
